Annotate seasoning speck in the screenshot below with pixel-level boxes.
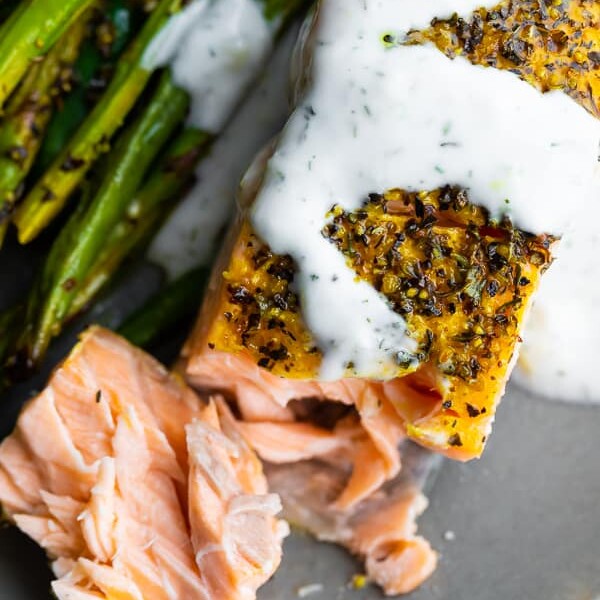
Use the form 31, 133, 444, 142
350, 574, 368, 590
296, 583, 324, 597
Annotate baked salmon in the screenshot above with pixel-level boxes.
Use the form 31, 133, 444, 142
0, 327, 287, 600
183, 0, 600, 460
185, 201, 554, 461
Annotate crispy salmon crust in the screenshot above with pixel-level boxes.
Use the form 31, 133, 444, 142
408, 0, 600, 118
0, 327, 286, 600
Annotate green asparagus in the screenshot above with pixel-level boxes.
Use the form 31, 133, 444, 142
0, 0, 95, 109
33, 0, 138, 177
0, 11, 91, 246
16, 71, 191, 365
67, 127, 212, 319
1, 0, 310, 388
14, 0, 183, 244
119, 266, 209, 348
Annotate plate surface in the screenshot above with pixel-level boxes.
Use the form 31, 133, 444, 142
1, 25, 599, 598
2, 235, 600, 600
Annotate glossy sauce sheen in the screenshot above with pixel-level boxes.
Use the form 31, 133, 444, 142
249, 0, 600, 382
143, 0, 273, 132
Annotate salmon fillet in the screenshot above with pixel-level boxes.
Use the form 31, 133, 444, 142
0, 327, 287, 600
185, 191, 554, 459
180, 0, 600, 460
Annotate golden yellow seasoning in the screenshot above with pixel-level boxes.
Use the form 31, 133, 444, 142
406, 0, 599, 117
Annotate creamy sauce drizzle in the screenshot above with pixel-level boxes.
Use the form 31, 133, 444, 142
149, 28, 298, 277
250, 0, 600, 381
148, 0, 600, 401
142, 0, 273, 132
516, 219, 600, 403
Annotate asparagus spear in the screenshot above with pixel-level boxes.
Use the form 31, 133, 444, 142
0, 0, 95, 109
0, 11, 91, 246
33, 0, 138, 177
67, 127, 212, 319
14, 0, 183, 244
16, 71, 191, 366
8, 0, 308, 378
118, 266, 209, 347
3, 128, 201, 381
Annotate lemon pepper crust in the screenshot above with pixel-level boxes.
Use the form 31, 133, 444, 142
323, 189, 554, 450
208, 221, 321, 379
405, 0, 600, 116
198, 0, 595, 457
324, 189, 555, 383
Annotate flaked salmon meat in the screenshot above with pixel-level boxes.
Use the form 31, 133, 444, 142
212, 388, 441, 597
0, 326, 287, 600
266, 441, 440, 596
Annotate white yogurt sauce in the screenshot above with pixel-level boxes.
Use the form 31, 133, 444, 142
149, 28, 298, 278
250, 0, 600, 381
149, 0, 600, 401
142, 0, 273, 132
516, 218, 600, 403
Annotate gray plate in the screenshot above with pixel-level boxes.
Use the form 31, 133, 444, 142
1, 234, 600, 600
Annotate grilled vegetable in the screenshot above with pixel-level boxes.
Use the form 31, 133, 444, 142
0, 10, 91, 246
5, 0, 307, 378
33, 0, 139, 177
15, 71, 190, 367
0, 0, 95, 108
13, 0, 183, 244
67, 128, 212, 321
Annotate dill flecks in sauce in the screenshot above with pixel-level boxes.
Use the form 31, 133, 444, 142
249, 0, 600, 380
324, 188, 554, 392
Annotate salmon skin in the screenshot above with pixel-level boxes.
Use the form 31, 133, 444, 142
0, 327, 287, 600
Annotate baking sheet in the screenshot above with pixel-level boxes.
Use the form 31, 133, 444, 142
2, 234, 600, 600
